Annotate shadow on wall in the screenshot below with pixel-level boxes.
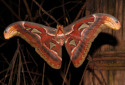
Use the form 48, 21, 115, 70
89, 32, 118, 55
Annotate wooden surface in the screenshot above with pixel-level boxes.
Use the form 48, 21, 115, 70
83, 0, 125, 85
86, 0, 125, 53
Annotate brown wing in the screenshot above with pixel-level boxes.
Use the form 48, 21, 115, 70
64, 13, 121, 67
4, 21, 62, 69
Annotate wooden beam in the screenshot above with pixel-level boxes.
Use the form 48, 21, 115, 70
88, 52, 125, 70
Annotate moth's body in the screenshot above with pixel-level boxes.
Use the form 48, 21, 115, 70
55, 25, 65, 46
4, 13, 121, 69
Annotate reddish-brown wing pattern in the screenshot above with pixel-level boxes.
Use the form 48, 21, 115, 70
4, 21, 62, 69
4, 13, 121, 69
64, 13, 120, 67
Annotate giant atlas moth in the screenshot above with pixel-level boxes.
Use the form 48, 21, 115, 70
4, 13, 121, 69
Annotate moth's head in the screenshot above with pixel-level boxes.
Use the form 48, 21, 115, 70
4, 24, 19, 39
56, 25, 64, 34
93, 13, 121, 30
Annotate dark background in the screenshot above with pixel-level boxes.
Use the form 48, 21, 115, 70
0, 0, 87, 85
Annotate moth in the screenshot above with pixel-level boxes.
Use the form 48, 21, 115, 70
4, 13, 121, 69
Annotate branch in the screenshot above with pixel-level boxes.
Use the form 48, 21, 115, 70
1, 0, 22, 20
62, 0, 66, 25
23, 0, 33, 21
33, 0, 59, 24
62, 60, 71, 85
47, 1, 82, 13
74, 2, 86, 21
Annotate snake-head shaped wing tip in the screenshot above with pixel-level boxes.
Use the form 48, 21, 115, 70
4, 21, 25, 39
93, 13, 121, 30
4, 26, 17, 39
